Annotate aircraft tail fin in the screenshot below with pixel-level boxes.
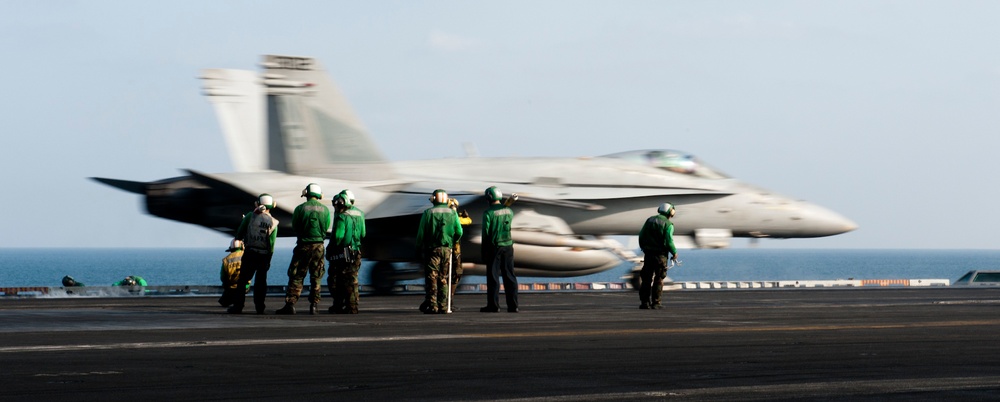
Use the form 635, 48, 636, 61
260, 55, 397, 182
200, 69, 266, 172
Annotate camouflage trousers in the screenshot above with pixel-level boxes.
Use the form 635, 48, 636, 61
639, 253, 669, 306
450, 249, 463, 299
423, 247, 453, 312
424, 248, 463, 310
284, 243, 326, 305
328, 249, 362, 312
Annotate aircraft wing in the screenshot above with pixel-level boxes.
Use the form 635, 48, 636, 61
363, 182, 623, 220
364, 184, 481, 220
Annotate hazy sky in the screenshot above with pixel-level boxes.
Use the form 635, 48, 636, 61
2, 1, 998, 249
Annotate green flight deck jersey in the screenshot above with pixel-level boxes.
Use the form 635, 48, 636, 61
293, 198, 332, 243
330, 206, 366, 249
482, 204, 514, 247
416, 203, 464, 249
638, 214, 677, 256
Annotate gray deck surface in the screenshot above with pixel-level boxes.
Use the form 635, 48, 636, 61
1, 288, 999, 401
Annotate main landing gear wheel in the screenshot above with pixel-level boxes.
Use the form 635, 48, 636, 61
370, 261, 397, 295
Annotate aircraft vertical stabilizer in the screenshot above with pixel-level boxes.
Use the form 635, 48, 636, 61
200, 69, 266, 172
260, 54, 397, 182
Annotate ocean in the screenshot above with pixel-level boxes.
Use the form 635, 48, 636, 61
1, 248, 996, 288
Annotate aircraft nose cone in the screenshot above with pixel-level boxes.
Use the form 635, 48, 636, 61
798, 202, 858, 237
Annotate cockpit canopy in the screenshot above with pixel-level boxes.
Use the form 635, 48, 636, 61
600, 150, 730, 179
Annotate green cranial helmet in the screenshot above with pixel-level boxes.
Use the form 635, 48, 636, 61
430, 189, 448, 205
301, 183, 322, 199
257, 193, 276, 210
122, 276, 137, 286
332, 192, 347, 208
339, 190, 355, 207
658, 202, 675, 216
486, 186, 503, 202
62, 276, 79, 287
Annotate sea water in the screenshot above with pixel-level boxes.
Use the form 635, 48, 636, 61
0, 248, 996, 288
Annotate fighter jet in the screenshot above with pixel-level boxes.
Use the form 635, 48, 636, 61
93, 54, 856, 290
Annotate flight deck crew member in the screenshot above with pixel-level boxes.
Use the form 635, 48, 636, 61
219, 239, 246, 307
638, 202, 679, 309
448, 197, 472, 300
113, 275, 147, 286
277, 183, 331, 315
327, 190, 366, 314
62, 276, 85, 287
415, 189, 463, 314
480, 186, 518, 313
230, 194, 279, 314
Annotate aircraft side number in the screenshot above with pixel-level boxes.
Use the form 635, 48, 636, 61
270, 56, 314, 71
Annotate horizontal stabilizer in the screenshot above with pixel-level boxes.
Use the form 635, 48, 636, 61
91, 177, 146, 195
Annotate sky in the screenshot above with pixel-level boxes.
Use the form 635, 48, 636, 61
1, 0, 998, 249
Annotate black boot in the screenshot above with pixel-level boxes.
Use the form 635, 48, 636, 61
275, 303, 296, 315
309, 303, 318, 315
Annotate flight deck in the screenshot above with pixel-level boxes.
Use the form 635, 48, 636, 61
1, 288, 999, 401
